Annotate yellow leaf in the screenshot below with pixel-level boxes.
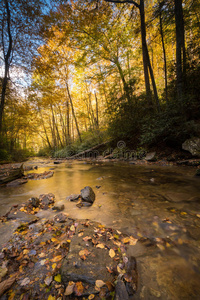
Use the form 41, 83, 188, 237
88, 294, 95, 299
8, 292, 15, 300
67, 239, 71, 243
78, 232, 84, 237
95, 280, 105, 288
54, 274, 61, 283
23, 249, 29, 255
51, 255, 62, 262
51, 237, 59, 243
117, 265, 126, 275
109, 249, 115, 258
129, 237, 138, 246
52, 263, 56, 270
122, 237, 130, 244
47, 296, 56, 300
39, 252, 46, 258
196, 214, 200, 218
180, 211, 187, 215
70, 225, 75, 231
96, 243, 104, 249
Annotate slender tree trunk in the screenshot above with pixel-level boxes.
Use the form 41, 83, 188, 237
115, 57, 131, 103
65, 81, 82, 143
159, 7, 168, 103
94, 91, 99, 128
175, 0, 186, 100
39, 109, 52, 149
0, 0, 12, 133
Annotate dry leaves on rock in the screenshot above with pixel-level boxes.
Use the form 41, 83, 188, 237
64, 281, 75, 296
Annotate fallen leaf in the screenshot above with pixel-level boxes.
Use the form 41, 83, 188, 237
44, 276, 52, 286
52, 263, 56, 270
78, 232, 84, 237
51, 237, 59, 243
129, 237, 138, 246
64, 281, 75, 296
122, 237, 130, 244
0, 273, 18, 297
39, 252, 46, 258
95, 280, 105, 288
20, 277, 30, 286
51, 255, 62, 262
23, 249, 29, 255
96, 243, 105, 249
40, 259, 47, 266
106, 266, 113, 273
196, 214, 200, 218
54, 274, 61, 283
83, 236, 92, 242
88, 294, 95, 299
70, 225, 75, 231
117, 265, 126, 275
79, 249, 90, 257
47, 296, 56, 300
109, 249, 115, 258
74, 281, 84, 296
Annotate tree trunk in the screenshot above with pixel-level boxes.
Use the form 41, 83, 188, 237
0, 0, 12, 133
159, 7, 168, 103
65, 81, 82, 143
94, 91, 99, 128
115, 57, 131, 103
175, 0, 186, 100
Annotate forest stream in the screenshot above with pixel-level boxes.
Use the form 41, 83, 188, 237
0, 159, 200, 299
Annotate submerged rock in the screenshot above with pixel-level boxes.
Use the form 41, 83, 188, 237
6, 178, 28, 187
182, 137, 200, 157
80, 186, 95, 203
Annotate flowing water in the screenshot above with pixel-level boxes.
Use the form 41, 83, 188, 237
0, 159, 200, 299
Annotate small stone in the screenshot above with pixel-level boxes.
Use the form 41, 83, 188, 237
66, 194, 80, 201
29, 197, 40, 208
52, 205, 65, 211
54, 213, 68, 223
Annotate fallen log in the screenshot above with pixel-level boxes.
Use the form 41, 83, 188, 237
68, 140, 112, 159
0, 164, 24, 185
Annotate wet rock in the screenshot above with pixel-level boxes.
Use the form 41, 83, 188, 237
182, 137, 200, 157
6, 178, 28, 187
66, 194, 80, 201
29, 197, 40, 208
52, 204, 65, 211
54, 161, 62, 164
144, 152, 157, 161
0, 163, 24, 185
39, 193, 55, 208
6, 211, 38, 223
24, 165, 38, 171
80, 186, 95, 204
115, 279, 129, 300
177, 159, 200, 166
54, 213, 68, 223
61, 222, 116, 295
26, 171, 53, 180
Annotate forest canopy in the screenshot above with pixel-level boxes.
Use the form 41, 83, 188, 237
0, 0, 200, 160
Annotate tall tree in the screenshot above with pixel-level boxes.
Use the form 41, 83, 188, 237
105, 0, 160, 111
174, 0, 186, 100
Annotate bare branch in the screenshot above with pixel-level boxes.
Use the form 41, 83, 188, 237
105, 0, 140, 9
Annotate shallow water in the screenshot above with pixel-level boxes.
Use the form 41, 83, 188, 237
0, 159, 200, 299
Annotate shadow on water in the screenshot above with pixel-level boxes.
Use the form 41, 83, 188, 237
0, 159, 200, 299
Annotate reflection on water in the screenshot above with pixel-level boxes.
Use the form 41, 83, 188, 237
0, 159, 200, 299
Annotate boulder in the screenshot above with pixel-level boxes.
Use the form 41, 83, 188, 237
182, 137, 200, 157
144, 152, 157, 161
0, 164, 24, 185
80, 186, 95, 204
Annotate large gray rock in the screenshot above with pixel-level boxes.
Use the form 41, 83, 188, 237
80, 186, 95, 203
182, 137, 200, 157
144, 152, 156, 161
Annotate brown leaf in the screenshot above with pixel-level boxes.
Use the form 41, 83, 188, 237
74, 281, 84, 296
64, 281, 75, 296
51, 255, 62, 262
106, 266, 113, 274
0, 273, 18, 297
95, 280, 105, 288
83, 236, 92, 242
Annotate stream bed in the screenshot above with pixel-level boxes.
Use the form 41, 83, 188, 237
0, 158, 200, 299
